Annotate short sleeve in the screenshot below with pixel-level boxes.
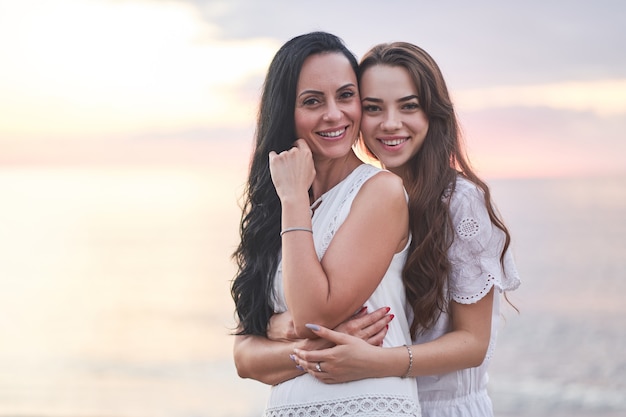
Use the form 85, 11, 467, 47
447, 177, 521, 304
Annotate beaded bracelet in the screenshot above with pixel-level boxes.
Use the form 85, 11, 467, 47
280, 227, 313, 237
403, 345, 413, 378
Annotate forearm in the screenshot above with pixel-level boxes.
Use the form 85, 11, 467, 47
291, 295, 492, 383
412, 331, 489, 376
375, 331, 490, 378
280, 198, 336, 334
233, 335, 303, 385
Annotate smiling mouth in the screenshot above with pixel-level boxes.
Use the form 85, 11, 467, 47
318, 127, 347, 138
379, 137, 409, 146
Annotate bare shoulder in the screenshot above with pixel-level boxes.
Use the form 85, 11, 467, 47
359, 169, 405, 200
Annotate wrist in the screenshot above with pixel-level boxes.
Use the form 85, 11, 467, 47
279, 192, 310, 209
402, 345, 413, 378
386, 345, 413, 378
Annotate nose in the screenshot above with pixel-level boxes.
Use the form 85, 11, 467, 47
381, 110, 402, 130
322, 100, 342, 122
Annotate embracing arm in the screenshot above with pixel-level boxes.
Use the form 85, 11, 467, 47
293, 288, 494, 383
233, 334, 303, 386
285, 178, 406, 335
271, 149, 408, 337
405, 288, 494, 376
234, 306, 395, 385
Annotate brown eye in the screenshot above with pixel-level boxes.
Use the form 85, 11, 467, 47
363, 104, 381, 112
339, 90, 355, 100
303, 97, 321, 106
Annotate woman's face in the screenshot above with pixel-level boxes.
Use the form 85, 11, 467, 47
294, 52, 361, 161
360, 64, 429, 175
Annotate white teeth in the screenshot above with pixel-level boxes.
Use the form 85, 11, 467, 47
318, 128, 345, 138
380, 138, 408, 146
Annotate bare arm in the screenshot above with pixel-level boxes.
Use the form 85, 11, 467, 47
234, 334, 303, 386
270, 141, 408, 337
234, 306, 395, 385
292, 288, 494, 383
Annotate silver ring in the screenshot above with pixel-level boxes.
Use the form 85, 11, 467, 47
315, 362, 323, 372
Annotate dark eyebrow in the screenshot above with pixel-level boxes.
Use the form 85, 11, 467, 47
362, 94, 419, 103
337, 83, 357, 91
361, 97, 382, 103
398, 95, 419, 102
298, 89, 323, 98
298, 83, 356, 99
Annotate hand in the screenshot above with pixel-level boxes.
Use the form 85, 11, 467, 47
292, 324, 383, 384
268, 306, 391, 344
268, 139, 315, 201
333, 306, 393, 347
267, 311, 298, 342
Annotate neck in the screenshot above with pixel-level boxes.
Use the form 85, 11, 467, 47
310, 151, 362, 202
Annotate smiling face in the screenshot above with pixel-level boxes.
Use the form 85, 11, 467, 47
294, 52, 361, 161
360, 64, 429, 176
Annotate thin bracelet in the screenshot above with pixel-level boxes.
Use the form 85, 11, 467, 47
280, 227, 313, 237
402, 345, 413, 378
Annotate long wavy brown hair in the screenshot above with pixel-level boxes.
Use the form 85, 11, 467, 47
359, 42, 513, 338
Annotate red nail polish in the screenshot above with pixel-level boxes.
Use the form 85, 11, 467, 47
389, 314, 395, 321
385, 307, 391, 313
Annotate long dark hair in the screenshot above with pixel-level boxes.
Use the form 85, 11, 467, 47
231, 32, 358, 336
359, 42, 513, 337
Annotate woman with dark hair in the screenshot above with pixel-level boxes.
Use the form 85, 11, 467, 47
292, 42, 521, 417
231, 33, 420, 416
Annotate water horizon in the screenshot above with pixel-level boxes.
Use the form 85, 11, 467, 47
0, 166, 624, 417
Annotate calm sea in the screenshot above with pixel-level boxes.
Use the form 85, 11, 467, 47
0, 166, 624, 417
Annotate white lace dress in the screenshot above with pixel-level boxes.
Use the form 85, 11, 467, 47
412, 176, 521, 417
266, 164, 421, 417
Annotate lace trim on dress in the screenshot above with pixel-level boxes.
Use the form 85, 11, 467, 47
319, 165, 378, 258
448, 176, 520, 303
452, 273, 495, 304
263, 395, 420, 417
485, 333, 497, 362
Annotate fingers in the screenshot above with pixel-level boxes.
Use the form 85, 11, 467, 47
304, 323, 353, 346
268, 141, 315, 197
366, 324, 388, 347
293, 353, 331, 377
294, 138, 310, 152
292, 357, 341, 384
269, 139, 310, 160
361, 309, 394, 345
351, 306, 391, 333
350, 305, 368, 319
335, 306, 394, 343
290, 349, 354, 385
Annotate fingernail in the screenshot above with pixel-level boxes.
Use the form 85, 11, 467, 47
385, 324, 389, 330
385, 307, 391, 313
296, 365, 305, 371
305, 323, 320, 331
358, 306, 368, 313
389, 314, 395, 321
289, 354, 296, 362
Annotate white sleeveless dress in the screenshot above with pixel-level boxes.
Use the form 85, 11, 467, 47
266, 164, 421, 417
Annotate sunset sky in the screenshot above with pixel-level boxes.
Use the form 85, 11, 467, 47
1, 0, 625, 178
